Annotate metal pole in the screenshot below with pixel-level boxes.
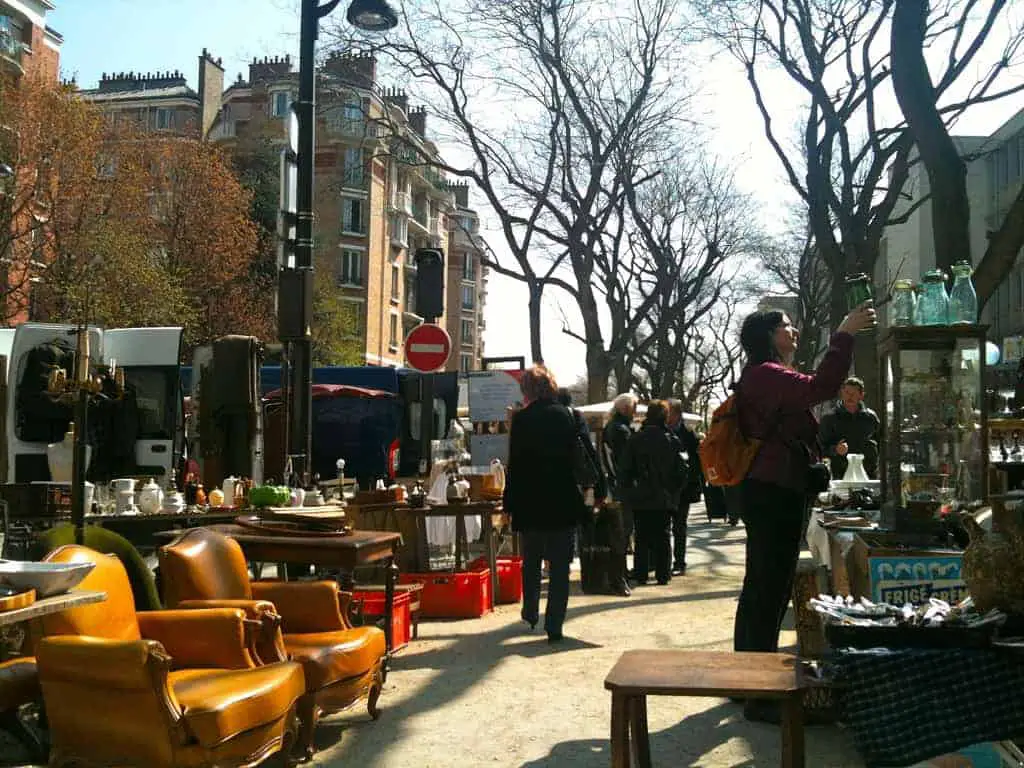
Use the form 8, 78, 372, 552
70, 387, 88, 545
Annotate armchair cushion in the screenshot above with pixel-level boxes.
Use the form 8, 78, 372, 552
169, 663, 304, 750
284, 627, 386, 691
137, 609, 255, 670
158, 529, 253, 607
251, 580, 347, 633
0, 657, 38, 713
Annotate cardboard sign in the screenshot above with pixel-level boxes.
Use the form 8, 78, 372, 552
470, 433, 510, 465
868, 555, 967, 604
467, 370, 523, 423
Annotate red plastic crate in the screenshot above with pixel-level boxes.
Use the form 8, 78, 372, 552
353, 589, 412, 652
399, 567, 492, 619
469, 556, 523, 604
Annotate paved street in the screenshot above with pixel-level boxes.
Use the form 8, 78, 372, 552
309, 505, 866, 767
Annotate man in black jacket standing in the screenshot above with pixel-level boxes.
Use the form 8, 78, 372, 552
668, 399, 703, 575
617, 401, 687, 585
602, 393, 637, 593
819, 377, 880, 480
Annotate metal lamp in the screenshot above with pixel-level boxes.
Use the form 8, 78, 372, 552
346, 0, 398, 30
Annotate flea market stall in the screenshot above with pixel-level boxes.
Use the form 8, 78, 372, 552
803, 320, 1024, 767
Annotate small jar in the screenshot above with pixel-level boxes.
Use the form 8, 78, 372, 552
844, 273, 874, 311
891, 279, 916, 326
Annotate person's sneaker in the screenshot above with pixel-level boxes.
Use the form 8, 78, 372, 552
656, 578, 670, 586
546, 632, 565, 643
672, 564, 687, 575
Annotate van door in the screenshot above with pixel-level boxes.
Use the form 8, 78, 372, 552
104, 327, 184, 480
6, 324, 103, 482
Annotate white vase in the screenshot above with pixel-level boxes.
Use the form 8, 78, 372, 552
47, 428, 91, 483
842, 454, 871, 483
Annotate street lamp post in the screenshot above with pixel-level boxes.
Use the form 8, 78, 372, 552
281, 0, 398, 487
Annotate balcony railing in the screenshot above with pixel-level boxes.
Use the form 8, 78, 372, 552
323, 116, 381, 139
411, 205, 430, 232
390, 191, 411, 213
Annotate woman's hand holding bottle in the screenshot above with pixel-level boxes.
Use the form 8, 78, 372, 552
837, 302, 877, 335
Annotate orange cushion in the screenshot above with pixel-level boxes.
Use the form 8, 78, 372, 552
170, 662, 304, 749
284, 627, 385, 691
0, 657, 38, 713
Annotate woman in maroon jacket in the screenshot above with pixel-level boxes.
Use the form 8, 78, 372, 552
732, 304, 875, 719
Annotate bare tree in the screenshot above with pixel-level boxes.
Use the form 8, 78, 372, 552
329, 0, 696, 398
677, 290, 745, 419
698, 0, 1024, 397
890, 0, 1024, 304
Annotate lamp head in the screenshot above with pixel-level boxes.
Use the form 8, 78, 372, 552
346, 0, 398, 31
0, 163, 13, 179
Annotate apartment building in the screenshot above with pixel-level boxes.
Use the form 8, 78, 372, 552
76, 49, 488, 371
446, 183, 488, 372
0, 0, 61, 83
881, 110, 1024, 354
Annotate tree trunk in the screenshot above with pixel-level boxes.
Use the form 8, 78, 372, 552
974, 177, 1024, 308
527, 282, 544, 365
891, 0, 972, 276
586, 352, 611, 404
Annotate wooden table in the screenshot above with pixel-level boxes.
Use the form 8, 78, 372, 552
604, 650, 805, 768
86, 511, 240, 552
153, 526, 403, 656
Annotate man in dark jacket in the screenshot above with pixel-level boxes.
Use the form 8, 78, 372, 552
668, 399, 703, 575
617, 400, 687, 585
818, 376, 880, 480
602, 393, 637, 592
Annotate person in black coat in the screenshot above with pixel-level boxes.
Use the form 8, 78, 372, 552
818, 376, 880, 479
616, 400, 688, 585
668, 399, 704, 575
602, 393, 638, 590
504, 366, 587, 642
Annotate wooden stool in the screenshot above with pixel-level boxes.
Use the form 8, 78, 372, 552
604, 650, 805, 768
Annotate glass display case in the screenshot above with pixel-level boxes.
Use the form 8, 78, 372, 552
879, 325, 990, 506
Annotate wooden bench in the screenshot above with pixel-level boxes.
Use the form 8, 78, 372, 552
604, 650, 805, 768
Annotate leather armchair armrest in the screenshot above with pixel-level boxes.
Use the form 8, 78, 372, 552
37, 636, 175, 692
338, 591, 356, 630
137, 609, 255, 670
175, 600, 288, 665
251, 580, 346, 633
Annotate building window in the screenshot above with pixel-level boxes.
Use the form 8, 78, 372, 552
389, 314, 399, 350
341, 198, 365, 234
389, 214, 407, 246
461, 284, 475, 310
342, 101, 362, 120
391, 264, 400, 302
405, 275, 417, 313
461, 319, 473, 346
460, 353, 473, 373
272, 91, 291, 118
338, 249, 363, 286
343, 147, 363, 187
462, 253, 474, 281
155, 109, 171, 130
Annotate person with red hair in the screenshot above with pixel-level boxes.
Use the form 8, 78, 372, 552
503, 365, 587, 642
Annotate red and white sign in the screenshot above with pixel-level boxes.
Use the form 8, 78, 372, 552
404, 323, 452, 372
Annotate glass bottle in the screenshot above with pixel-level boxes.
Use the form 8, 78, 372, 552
948, 261, 978, 324
890, 279, 916, 326
844, 273, 873, 311
916, 270, 949, 326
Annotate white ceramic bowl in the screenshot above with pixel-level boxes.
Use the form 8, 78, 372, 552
0, 560, 95, 598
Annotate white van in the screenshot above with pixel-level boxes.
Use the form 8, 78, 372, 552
4, 324, 184, 483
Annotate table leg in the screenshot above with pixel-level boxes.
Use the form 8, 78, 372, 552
628, 696, 651, 768
383, 554, 397, 677
780, 693, 805, 768
486, 515, 498, 604
610, 692, 630, 768
455, 514, 466, 571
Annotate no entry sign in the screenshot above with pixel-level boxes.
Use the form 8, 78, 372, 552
404, 323, 452, 372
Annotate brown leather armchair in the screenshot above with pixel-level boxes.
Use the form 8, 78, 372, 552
36, 545, 306, 768
158, 528, 387, 759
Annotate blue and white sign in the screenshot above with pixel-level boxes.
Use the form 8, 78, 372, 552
868, 555, 967, 604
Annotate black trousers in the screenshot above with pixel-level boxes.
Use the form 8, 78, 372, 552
733, 479, 806, 653
672, 502, 690, 568
633, 509, 672, 583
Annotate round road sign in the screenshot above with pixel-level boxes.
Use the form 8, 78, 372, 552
404, 323, 452, 372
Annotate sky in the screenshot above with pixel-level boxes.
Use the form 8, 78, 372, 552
49, 1, 1024, 390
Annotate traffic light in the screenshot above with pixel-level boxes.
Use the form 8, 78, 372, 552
414, 248, 445, 321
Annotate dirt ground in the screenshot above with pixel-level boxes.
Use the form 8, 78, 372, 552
309, 505, 867, 768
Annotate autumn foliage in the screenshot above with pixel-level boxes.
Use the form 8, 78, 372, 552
0, 77, 273, 347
